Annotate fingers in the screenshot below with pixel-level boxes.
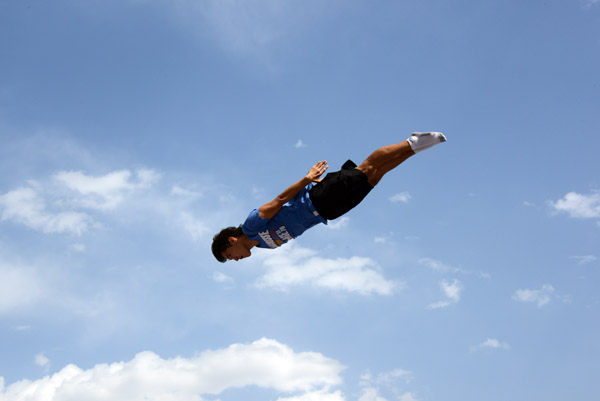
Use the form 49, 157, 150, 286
307, 161, 328, 182
315, 160, 328, 171
315, 161, 328, 174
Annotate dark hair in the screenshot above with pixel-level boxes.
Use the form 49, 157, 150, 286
212, 225, 244, 263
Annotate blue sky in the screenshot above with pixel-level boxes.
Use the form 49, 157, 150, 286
1, 0, 599, 400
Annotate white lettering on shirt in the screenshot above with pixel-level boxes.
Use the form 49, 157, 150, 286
276, 226, 293, 242
258, 230, 278, 248
257, 225, 294, 248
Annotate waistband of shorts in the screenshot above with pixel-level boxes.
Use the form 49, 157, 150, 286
306, 192, 327, 222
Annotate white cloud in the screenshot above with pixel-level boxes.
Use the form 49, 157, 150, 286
398, 392, 419, 401
513, 284, 554, 307
295, 139, 307, 148
419, 257, 489, 279
0, 169, 160, 235
256, 245, 399, 296
34, 353, 50, 368
0, 338, 344, 401
0, 186, 90, 235
373, 232, 401, 244
571, 255, 597, 265
359, 372, 373, 386
419, 257, 448, 272
277, 389, 345, 401
442, 280, 463, 302
418, 257, 465, 274
470, 338, 510, 352
428, 279, 462, 309
480, 338, 509, 349
358, 387, 388, 401
358, 368, 416, 401
212, 271, 234, 285
428, 301, 450, 310
53, 169, 160, 211
550, 191, 600, 219
377, 369, 413, 386
170, 185, 203, 200
389, 192, 411, 204
326, 216, 349, 230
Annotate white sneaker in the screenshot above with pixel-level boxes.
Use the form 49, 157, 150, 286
407, 132, 447, 153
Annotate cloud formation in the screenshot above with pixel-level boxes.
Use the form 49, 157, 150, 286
513, 284, 554, 307
0, 186, 90, 235
277, 390, 345, 401
358, 368, 417, 401
326, 216, 350, 230
389, 192, 411, 204
571, 255, 597, 265
212, 271, 234, 287
53, 169, 160, 211
256, 245, 399, 296
0, 338, 344, 401
295, 139, 308, 148
470, 338, 510, 352
0, 169, 159, 235
419, 257, 489, 279
34, 353, 50, 369
550, 191, 600, 220
428, 279, 462, 309
419, 258, 465, 274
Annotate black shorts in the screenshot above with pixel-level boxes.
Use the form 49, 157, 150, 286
309, 160, 373, 220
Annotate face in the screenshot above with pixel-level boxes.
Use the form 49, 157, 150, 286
222, 238, 251, 262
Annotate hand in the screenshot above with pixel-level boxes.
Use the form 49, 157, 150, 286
306, 160, 328, 183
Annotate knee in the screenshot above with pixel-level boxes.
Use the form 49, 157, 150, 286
367, 174, 381, 186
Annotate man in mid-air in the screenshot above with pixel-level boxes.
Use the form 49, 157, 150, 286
212, 132, 446, 262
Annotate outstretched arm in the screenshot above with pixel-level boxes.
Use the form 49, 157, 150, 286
258, 161, 328, 220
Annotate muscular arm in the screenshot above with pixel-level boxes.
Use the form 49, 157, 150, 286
258, 161, 328, 220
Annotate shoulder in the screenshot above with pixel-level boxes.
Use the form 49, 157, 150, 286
242, 209, 269, 233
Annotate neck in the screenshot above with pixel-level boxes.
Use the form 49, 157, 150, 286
240, 234, 259, 250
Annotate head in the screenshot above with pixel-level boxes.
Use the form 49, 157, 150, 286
212, 225, 250, 262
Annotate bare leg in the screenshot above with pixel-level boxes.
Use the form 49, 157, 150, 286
356, 141, 415, 186
356, 132, 446, 186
